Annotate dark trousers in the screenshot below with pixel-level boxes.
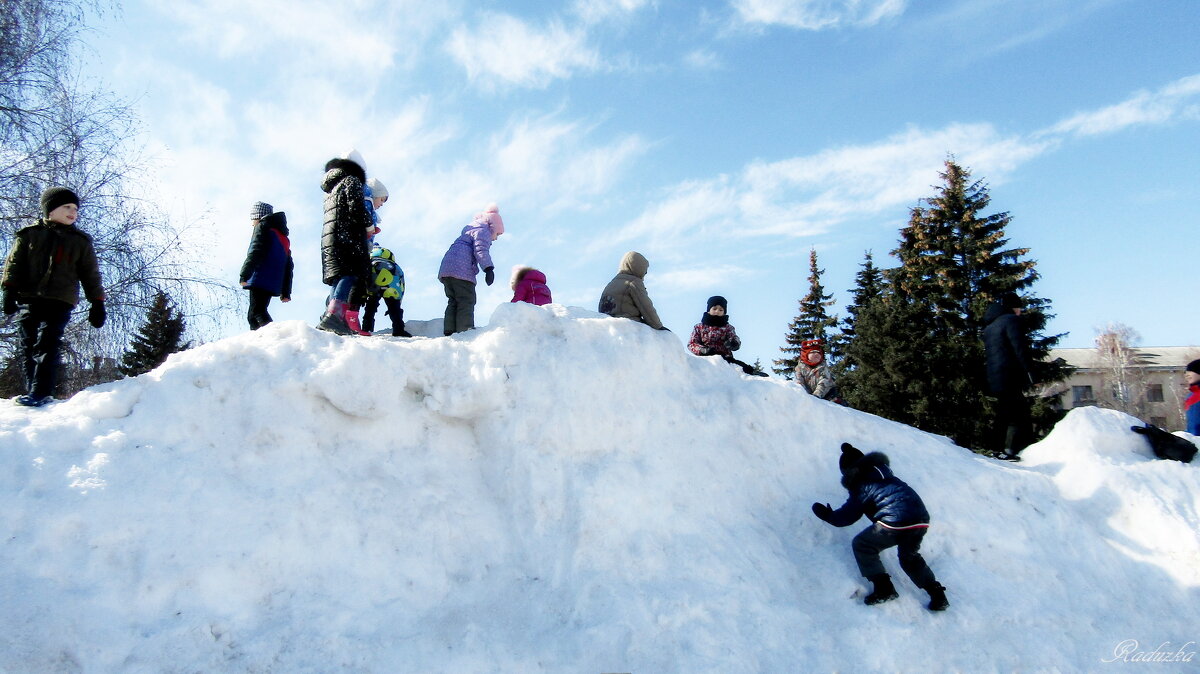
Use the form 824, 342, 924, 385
441, 278, 476, 335
18, 299, 73, 399
247, 288, 274, 330
852, 522, 937, 588
994, 391, 1032, 453
362, 294, 404, 334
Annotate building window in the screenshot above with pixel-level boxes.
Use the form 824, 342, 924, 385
1146, 384, 1164, 403
1151, 416, 1168, 429
1072, 385, 1095, 406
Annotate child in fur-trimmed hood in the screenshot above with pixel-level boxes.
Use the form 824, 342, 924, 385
812, 443, 949, 611
510, 266, 552, 306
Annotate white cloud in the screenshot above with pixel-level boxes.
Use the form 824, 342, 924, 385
445, 12, 601, 88
614, 123, 1050, 250
1047, 73, 1200, 138
731, 0, 907, 30
573, 0, 655, 24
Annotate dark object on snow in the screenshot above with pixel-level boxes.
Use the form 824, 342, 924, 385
1131, 424, 1197, 463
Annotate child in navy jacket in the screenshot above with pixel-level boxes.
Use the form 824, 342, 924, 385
812, 442, 949, 611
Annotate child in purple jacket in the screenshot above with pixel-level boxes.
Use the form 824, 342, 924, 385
437, 204, 504, 335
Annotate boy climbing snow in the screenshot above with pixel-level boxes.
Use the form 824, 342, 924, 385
811, 442, 949, 611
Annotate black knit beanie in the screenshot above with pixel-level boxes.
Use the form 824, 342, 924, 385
838, 442, 864, 475
706, 295, 728, 312
40, 186, 79, 218
1187, 360, 1200, 376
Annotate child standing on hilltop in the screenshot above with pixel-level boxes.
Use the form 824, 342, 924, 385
438, 204, 503, 335
239, 201, 293, 330
361, 243, 410, 337
510, 265, 552, 306
318, 149, 372, 336
1, 187, 106, 407
811, 442, 949, 612
687, 296, 765, 376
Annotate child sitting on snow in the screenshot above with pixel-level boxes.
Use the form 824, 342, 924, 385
510, 266, 552, 306
811, 442, 949, 611
598, 251, 666, 330
361, 244, 410, 337
794, 339, 840, 401
687, 296, 765, 376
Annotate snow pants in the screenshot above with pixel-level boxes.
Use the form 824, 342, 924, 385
441, 277, 476, 335
852, 522, 937, 588
247, 288, 274, 330
362, 294, 404, 335
18, 298, 73, 399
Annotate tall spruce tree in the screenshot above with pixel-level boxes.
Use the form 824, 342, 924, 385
774, 248, 838, 378
119, 291, 189, 377
830, 251, 884, 364
840, 159, 1065, 450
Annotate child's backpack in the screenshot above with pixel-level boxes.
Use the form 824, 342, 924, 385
370, 246, 405, 301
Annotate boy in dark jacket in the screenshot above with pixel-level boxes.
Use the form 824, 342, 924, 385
239, 202, 294, 330
983, 293, 1034, 460
812, 443, 949, 611
1, 187, 106, 406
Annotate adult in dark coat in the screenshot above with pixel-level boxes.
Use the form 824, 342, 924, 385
239, 204, 294, 330
812, 443, 948, 611
983, 293, 1033, 460
317, 151, 372, 334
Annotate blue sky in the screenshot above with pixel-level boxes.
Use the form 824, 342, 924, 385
83, 0, 1200, 367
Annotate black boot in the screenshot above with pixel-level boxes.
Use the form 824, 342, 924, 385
924, 582, 949, 611
864, 574, 898, 605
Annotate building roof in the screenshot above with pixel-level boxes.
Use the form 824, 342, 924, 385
1050, 346, 1200, 371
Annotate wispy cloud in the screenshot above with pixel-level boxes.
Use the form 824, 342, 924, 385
446, 13, 601, 89
1047, 74, 1200, 138
572, 0, 656, 25
614, 123, 1048, 251
731, 0, 907, 30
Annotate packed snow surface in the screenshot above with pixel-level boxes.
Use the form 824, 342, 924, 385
1, 303, 1197, 672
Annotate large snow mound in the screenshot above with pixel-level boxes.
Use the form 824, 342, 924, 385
1, 302, 1197, 672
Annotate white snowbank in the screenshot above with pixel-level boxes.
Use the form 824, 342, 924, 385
1, 303, 1196, 672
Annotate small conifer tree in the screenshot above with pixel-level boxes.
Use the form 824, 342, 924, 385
119, 291, 189, 377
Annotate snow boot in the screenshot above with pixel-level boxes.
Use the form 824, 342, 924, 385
345, 309, 371, 336
864, 574, 898, 605
317, 299, 353, 335
15, 394, 54, 407
924, 582, 949, 611
393, 325, 412, 337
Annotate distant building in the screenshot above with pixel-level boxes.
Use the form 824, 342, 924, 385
1046, 347, 1200, 431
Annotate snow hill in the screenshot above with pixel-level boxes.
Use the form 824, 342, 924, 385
1, 303, 1197, 673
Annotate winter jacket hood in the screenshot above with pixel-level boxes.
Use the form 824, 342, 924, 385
510, 266, 545, 288
983, 301, 1010, 327
618, 251, 649, 278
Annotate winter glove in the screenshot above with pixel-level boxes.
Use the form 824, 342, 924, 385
88, 301, 106, 328
484, 267, 495, 286
811, 502, 833, 523
2, 290, 16, 315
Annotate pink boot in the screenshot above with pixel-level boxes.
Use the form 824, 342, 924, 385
317, 299, 353, 335
345, 309, 371, 336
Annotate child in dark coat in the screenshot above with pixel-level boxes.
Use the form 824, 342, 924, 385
812, 443, 949, 611
1, 187, 106, 406
687, 296, 765, 376
239, 202, 294, 330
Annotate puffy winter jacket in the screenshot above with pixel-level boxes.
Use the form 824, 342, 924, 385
795, 360, 835, 399
982, 301, 1032, 395
438, 217, 496, 283
240, 212, 294, 299
1, 219, 104, 307
511, 267, 552, 306
597, 251, 663, 329
688, 318, 741, 357
320, 161, 372, 286
1186, 384, 1200, 436
823, 452, 930, 529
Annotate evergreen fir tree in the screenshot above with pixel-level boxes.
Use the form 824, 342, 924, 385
773, 248, 838, 378
119, 291, 189, 377
830, 250, 884, 364
840, 159, 1064, 450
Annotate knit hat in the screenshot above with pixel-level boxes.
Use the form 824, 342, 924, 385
801, 339, 825, 367
367, 178, 388, 201
250, 201, 273, 219
40, 186, 79, 218
1187, 360, 1200, 376
999, 292, 1022, 310
706, 296, 728, 312
477, 203, 504, 236
839, 442, 864, 475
